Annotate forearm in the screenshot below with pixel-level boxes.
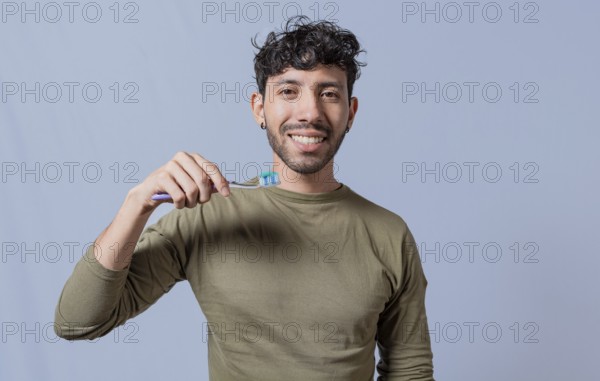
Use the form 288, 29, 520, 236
95, 188, 154, 271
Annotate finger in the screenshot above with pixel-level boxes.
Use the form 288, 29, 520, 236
189, 153, 230, 198
165, 159, 201, 208
171, 151, 215, 203
154, 170, 188, 209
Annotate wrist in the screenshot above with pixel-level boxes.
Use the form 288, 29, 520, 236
124, 186, 157, 218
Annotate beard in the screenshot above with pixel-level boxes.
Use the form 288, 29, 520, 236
265, 119, 347, 175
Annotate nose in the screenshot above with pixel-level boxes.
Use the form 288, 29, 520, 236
294, 88, 323, 125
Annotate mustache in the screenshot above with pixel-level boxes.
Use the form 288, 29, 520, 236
281, 122, 331, 135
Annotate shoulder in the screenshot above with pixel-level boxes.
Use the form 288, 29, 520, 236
343, 187, 411, 234
344, 187, 419, 266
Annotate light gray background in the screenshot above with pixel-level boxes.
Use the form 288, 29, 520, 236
1, 1, 598, 380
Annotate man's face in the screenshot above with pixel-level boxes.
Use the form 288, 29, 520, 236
258, 65, 357, 175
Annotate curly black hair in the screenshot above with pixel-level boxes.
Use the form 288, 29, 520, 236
252, 16, 366, 103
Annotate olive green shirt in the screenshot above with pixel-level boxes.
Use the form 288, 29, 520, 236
55, 184, 434, 380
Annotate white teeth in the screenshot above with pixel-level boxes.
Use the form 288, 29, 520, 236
290, 135, 324, 144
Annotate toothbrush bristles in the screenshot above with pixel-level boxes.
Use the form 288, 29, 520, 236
259, 172, 280, 187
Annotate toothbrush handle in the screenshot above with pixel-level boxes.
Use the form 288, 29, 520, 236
151, 193, 173, 201
151, 183, 222, 201
150, 173, 275, 201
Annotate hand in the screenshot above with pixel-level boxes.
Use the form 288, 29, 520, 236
129, 151, 230, 212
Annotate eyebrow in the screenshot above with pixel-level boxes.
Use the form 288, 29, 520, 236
316, 81, 343, 89
272, 79, 343, 89
273, 79, 302, 86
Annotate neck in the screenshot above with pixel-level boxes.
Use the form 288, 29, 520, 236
271, 153, 341, 193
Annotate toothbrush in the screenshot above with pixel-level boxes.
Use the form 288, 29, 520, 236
150, 171, 280, 201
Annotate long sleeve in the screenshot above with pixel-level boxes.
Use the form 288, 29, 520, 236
54, 209, 192, 340
376, 230, 435, 380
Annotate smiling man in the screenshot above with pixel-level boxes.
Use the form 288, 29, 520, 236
253, 65, 352, 193
55, 16, 435, 381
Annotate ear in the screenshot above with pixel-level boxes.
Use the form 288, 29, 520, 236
250, 92, 264, 126
346, 96, 359, 131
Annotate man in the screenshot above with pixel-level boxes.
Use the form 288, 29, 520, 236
55, 16, 435, 380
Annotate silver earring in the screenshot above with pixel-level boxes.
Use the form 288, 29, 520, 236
345, 127, 350, 134
260, 122, 266, 130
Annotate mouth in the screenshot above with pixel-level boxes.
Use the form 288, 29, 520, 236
289, 134, 326, 145
286, 131, 327, 152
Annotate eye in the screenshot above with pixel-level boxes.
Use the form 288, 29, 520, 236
279, 87, 299, 101
321, 90, 340, 102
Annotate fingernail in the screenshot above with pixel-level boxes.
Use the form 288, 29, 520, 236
222, 187, 230, 197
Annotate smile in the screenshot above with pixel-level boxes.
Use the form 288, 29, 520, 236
289, 135, 325, 144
